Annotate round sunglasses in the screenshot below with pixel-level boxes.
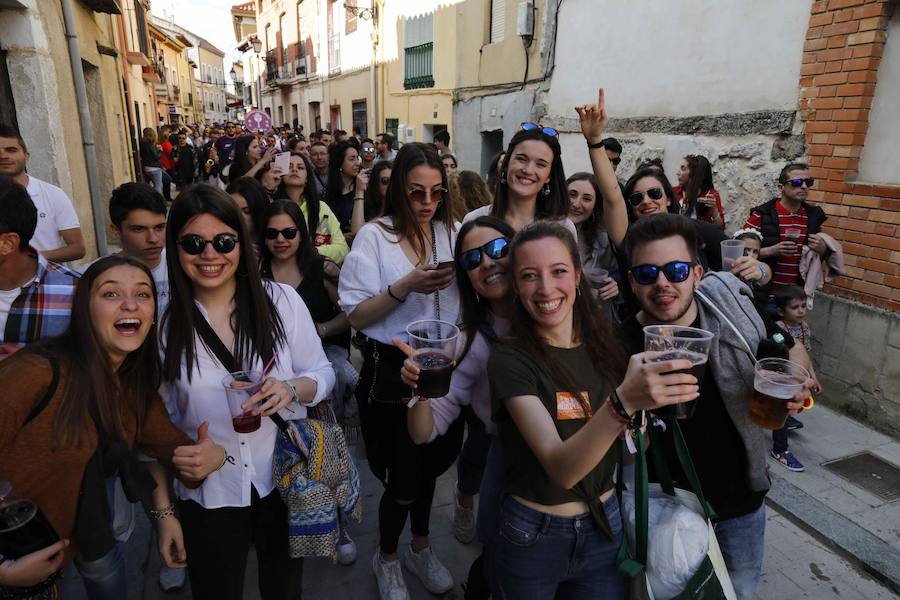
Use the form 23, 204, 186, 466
458, 237, 510, 271
264, 227, 299, 240
177, 233, 239, 255
629, 261, 694, 286
628, 187, 665, 207
408, 187, 446, 204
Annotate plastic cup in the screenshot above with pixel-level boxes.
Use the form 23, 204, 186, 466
0, 483, 59, 559
721, 240, 744, 271
223, 370, 264, 433
750, 358, 809, 430
784, 228, 802, 255
406, 320, 459, 399
643, 325, 714, 419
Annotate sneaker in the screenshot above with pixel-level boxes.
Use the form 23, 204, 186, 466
771, 450, 805, 472
403, 544, 453, 594
373, 551, 410, 600
784, 416, 804, 431
453, 493, 476, 544
336, 528, 357, 565
158, 565, 187, 592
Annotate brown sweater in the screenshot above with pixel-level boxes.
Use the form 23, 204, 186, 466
0, 350, 193, 559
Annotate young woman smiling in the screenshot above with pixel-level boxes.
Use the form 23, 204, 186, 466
462, 127, 577, 239
339, 143, 461, 600
277, 152, 349, 264
486, 221, 700, 598
351, 160, 393, 236
160, 184, 335, 600
566, 172, 619, 297
0, 256, 224, 599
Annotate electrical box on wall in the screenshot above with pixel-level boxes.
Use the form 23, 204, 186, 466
516, 2, 534, 38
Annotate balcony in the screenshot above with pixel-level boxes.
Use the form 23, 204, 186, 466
126, 51, 150, 67
141, 65, 160, 83
155, 83, 169, 99
78, 0, 121, 14
295, 56, 310, 78
265, 50, 278, 87
172, 84, 180, 98
404, 42, 435, 90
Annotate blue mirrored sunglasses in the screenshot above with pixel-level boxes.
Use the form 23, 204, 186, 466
520, 122, 559, 138
458, 237, 510, 271
629, 261, 693, 286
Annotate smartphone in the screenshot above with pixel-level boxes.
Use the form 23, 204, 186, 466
437, 260, 456, 271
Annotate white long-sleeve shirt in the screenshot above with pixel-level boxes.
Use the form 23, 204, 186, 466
425, 317, 509, 441
160, 281, 335, 508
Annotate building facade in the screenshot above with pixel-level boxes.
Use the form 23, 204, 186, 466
149, 22, 195, 125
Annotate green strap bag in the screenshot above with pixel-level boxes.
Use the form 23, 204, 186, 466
617, 423, 737, 600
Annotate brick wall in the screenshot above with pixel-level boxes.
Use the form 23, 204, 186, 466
800, 0, 900, 312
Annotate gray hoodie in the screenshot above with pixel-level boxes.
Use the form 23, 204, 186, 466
695, 271, 771, 493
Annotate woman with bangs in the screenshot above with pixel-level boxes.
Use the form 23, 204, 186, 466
339, 142, 461, 600
159, 184, 335, 600
462, 125, 577, 239
276, 151, 349, 264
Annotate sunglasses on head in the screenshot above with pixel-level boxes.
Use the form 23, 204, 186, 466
628, 187, 664, 207
784, 177, 815, 188
629, 261, 694, 286
408, 187, 446, 204
264, 227, 298, 240
177, 233, 238, 255
520, 122, 559, 138
458, 237, 510, 271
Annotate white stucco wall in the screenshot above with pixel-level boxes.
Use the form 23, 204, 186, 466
547, 0, 812, 118
857, 6, 900, 185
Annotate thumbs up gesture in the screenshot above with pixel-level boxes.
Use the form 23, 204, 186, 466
172, 421, 226, 481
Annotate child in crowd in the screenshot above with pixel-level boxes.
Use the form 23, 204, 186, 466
729, 228, 771, 305
771, 285, 811, 471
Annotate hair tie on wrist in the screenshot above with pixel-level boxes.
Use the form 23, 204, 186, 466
388, 285, 405, 303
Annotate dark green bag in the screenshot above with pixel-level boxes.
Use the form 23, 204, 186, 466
617, 424, 736, 600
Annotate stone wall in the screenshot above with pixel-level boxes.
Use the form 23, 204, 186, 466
807, 292, 900, 438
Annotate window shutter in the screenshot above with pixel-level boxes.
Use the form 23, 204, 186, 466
490, 0, 505, 43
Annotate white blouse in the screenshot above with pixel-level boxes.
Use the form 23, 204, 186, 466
338, 217, 460, 344
159, 281, 335, 508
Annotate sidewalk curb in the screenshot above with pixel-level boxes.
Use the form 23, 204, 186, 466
766, 475, 900, 595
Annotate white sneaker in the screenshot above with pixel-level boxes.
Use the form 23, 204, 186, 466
336, 528, 357, 565
403, 544, 453, 594
452, 493, 476, 544
158, 565, 186, 592
373, 551, 410, 600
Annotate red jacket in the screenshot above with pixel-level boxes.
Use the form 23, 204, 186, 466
673, 185, 725, 229
160, 139, 174, 171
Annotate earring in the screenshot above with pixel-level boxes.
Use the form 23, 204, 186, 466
500, 172, 507, 185
542, 183, 551, 197
576, 287, 581, 297
475, 291, 481, 303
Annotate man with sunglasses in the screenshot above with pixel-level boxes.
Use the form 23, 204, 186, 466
744, 163, 828, 299
618, 214, 813, 600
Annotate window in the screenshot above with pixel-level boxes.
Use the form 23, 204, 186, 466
345, 1, 357, 34
490, 0, 506, 43
330, 105, 341, 130
277, 106, 284, 125
352, 100, 367, 138
403, 14, 434, 90
133, 0, 149, 55
265, 24, 272, 52
291, 104, 299, 127
328, 1, 340, 74
279, 13, 288, 66
385, 118, 399, 139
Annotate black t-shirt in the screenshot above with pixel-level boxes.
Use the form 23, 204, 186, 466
619, 314, 768, 520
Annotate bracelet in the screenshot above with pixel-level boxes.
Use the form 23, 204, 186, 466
149, 504, 176, 521
759, 264, 766, 280
387, 284, 405, 303
605, 396, 629, 427
610, 389, 642, 430
354, 196, 365, 201
284, 380, 299, 404
586, 140, 605, 149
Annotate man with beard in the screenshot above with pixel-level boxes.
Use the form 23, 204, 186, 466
618, 214, 815, 600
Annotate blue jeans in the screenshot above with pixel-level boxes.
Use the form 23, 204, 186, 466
71, 546, 128, 600
714, 503, 766, 600
490, 495, 625, 600
143, 166, 165, 197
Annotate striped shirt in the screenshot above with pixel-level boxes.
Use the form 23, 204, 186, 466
0, 253, 79, 360
744, 200, 807, 290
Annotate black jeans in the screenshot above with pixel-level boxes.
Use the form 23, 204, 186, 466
178, 488, 303, 600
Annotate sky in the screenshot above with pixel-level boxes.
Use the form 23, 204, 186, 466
156, 0, 241, 87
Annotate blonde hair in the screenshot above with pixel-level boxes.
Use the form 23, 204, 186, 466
448, 170, 491, 221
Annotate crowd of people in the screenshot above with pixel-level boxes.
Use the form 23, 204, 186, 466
0, 85, 837, 600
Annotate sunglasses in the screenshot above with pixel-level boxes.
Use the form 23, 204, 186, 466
264, 227, 298, 240
361, 146, 376, 152
784, 177, 815, 188
458, 237, 510, 271
629, 261, 694, 286
520, 122, 560, 138
628, 187, 665, 207
408, 187, 447, 204
177, 233, 239, 255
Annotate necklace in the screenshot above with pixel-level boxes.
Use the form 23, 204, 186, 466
430, 220, 440, 321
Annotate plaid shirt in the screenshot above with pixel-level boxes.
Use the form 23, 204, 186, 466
0, 253, 79, 360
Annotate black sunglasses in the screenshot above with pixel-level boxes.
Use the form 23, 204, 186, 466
629, 261, 694, 286
628, 187, 664, 207
458, 237, 510, 271
785, 177, 815, 188
520, 122, 560, 138
177, 233, 238, 255
264, 227, 298, 240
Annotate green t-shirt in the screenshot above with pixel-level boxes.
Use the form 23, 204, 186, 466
488, 340, 618, 532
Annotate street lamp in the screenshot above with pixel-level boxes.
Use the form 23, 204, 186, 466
250, 35, 263, 111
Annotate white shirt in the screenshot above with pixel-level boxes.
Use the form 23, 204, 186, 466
0, 287, 21, 335
339, 217, 460, 344
462, 204, 578, 241
80, 249, 168, 302
159, 281, 335, 508
25, 176, 80, 253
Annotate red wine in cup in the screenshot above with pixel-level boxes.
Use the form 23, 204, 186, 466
414, 352, 454, 398
651, 350, 707, 419
0, 500, 59, 559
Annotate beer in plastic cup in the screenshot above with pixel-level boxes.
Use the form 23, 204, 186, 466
749, 358, 809, 429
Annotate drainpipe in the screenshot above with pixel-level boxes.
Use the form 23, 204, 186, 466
59, 0, 108, 256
